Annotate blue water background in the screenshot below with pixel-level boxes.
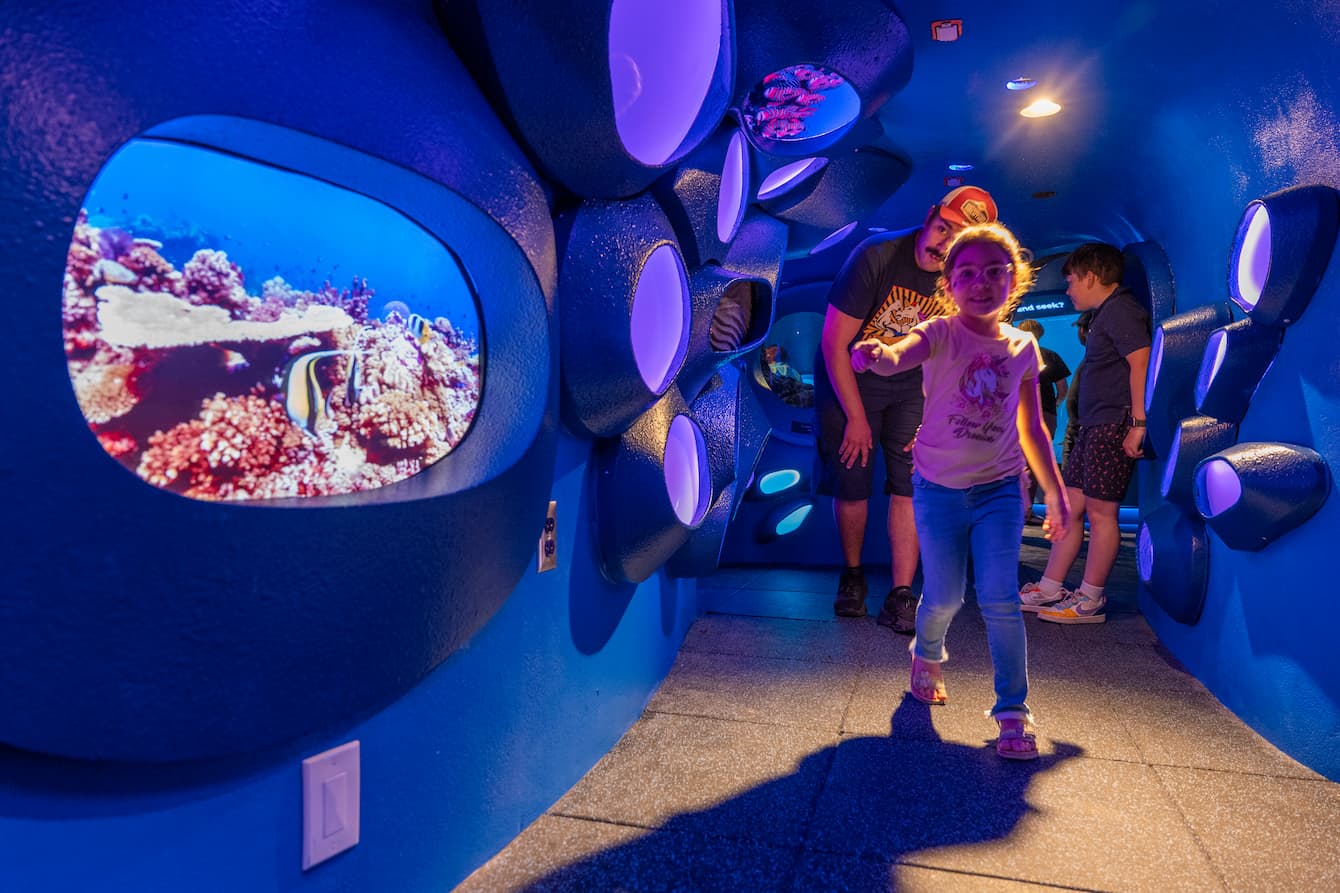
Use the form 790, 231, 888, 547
82, 138, 479, 338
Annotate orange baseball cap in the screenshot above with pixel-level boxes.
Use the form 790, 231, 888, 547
937, 185, 998, 226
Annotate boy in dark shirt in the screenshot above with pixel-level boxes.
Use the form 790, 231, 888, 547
1019, 243, 1150, 624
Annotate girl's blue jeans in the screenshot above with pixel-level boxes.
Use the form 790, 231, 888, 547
911, 472, 1030, 717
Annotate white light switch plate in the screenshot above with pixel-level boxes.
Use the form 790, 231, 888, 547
302, 740, 361, 870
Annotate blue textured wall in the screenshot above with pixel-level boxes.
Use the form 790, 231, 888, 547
1121, 15, 1340, 778
0, 0, 698, 888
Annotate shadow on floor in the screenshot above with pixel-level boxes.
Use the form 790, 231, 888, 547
472, 697, 1082, 892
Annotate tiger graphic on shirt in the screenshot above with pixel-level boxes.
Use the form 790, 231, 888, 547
860, 284, 947, 344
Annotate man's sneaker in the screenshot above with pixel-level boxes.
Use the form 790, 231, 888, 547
1037, 592, 1106, 624
833, 569, 868, 617
1019, 581, 1068, 613
876, 586, 917, 634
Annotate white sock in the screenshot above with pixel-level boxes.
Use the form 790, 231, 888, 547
1038, 576, 1065, 596
1078, 581, 1105, 600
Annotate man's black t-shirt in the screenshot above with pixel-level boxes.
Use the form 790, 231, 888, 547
814, 232, 943, 396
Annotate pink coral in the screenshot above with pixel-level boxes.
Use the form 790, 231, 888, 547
182, 249, 251, 316
121, 243, 186, 297
96, 430, 139, 458
137, 393, 308, 499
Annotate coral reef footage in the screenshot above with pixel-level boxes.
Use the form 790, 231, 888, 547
63, 213, 481, 501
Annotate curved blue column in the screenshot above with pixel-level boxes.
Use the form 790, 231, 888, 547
1195, 442, 1330, 551
1138, 503, 1210, 625
1159, 415, 1238, 515
1144, 303, 1235, 458
1229, 184, 1340, 327
1194, 318, 1282, 423
558, 195, 691, 438
593, 386, 706, 583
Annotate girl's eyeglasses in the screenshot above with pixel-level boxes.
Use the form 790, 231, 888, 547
948, 264, 1012, 288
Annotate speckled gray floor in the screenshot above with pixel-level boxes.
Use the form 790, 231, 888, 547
457, 528, 1340, 892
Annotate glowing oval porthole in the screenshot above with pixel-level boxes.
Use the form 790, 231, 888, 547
1144, 326, 1165, 412
609, 0, 722, 166
1195, 458, 1243, 518
1230, 201, 1271, 313
1195, 329, 1230, 408
1136, 524, 1154, 583
1161, 427, 1183, 498
810, 221, 859, 255
62, 138, 482, 502
758, 468, 802, 495
630, 243, 690, 393
664, 414, 710, 526
717, 129, 749, 243
740, 63, 861, 155
757, 157, 829, 202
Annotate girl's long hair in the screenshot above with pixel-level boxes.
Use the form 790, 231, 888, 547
936, 222, 1037, 321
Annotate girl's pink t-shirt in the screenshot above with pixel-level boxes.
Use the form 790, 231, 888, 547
912, 316, 1041, 490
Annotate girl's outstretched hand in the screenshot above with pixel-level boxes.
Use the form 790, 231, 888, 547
850, 340, 885, 374
1041, 488, 1073, 543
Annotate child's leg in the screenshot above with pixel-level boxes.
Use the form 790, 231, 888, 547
970, 477, 1030, 716
910, 476, 969, 663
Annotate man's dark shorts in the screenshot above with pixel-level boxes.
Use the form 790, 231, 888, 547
1062, 422, 1135, 503
815, 371, 924, 500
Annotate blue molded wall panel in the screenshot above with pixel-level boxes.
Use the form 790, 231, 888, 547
0, 432, 697, 891
1126, 19, 1340, 778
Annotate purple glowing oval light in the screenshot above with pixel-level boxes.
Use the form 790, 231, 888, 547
630, 243, 689, 393
1196, 458, 1242, 518
757, 157, 829, 202
609, 0, 722, 166
1137, 524, 1154, 582
1195, 329, 1230, 409
717, 129, 749, 243
1145, 327, 1164, 412
810, 221, 858, 255
664, 414, 710, 526
1231, 201, 1271, 312
1160, 427, 1182, 497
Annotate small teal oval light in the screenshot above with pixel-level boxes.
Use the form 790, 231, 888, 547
775, 503, 813, 536
758, 468, 802, 495
1006, 77, 1037, 91
948, 163, 974, 172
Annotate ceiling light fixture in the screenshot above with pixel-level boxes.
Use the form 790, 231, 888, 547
1020, 98, 1061, 118
1006, 77, 1037, 91
948, 163, 974, 171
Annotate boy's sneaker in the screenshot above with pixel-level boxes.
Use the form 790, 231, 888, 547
1037, 591, 1106, 624
833, 569, 868, 617
1019, 581, 1067, 613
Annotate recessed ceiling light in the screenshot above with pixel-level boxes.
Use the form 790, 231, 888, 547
1006, 77, 1037, 91
1020, 98, 1062, 118
948, 163, 974, 172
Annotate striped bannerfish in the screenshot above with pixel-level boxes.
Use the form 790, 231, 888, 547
280, 349, 361, 437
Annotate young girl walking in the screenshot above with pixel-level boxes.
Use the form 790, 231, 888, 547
851, 222, 1071, 760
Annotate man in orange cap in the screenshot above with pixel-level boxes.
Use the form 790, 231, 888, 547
815, 185, 999, 630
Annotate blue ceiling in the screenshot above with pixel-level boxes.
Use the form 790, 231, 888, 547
864, 1, 1340, 258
